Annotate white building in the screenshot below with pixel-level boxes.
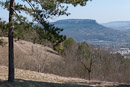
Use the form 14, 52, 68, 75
117, 48, 130, 55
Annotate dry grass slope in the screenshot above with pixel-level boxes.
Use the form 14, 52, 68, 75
0, 37, 64, 74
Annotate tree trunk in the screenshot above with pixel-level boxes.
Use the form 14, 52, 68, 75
88, 71, 91, 81
8, 0, 15, 82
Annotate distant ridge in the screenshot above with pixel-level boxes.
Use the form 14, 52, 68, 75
102, 21, 130, 31
104, 21, 130, 23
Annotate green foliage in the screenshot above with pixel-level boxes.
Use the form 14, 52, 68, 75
63, 37, 75, 49
0, 19, 8, 37
0, 0, 91, 20
0, 0, 91, 52
0, 0, 91, 83
53, 43, 64, 54
78, 42, 91, 59
34, 19, 66, 52
0, 39, 3, 46
13, 15, 34, 40
0, 18, 8, 46
0, 16, 34, 41
0, 39, 7, 47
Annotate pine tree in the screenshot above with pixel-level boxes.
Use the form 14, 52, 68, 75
0, 0, 91, 82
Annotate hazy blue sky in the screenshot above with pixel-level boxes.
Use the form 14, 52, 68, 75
0, 0, 130, 23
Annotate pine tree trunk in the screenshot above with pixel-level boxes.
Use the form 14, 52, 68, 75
8, 0, 15, 82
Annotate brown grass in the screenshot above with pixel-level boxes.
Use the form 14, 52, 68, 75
0, 37, 130, 87
0, 66, 128, 87
0, 37, 64, 74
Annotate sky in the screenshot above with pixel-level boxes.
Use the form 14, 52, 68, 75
0, 0, 130, 23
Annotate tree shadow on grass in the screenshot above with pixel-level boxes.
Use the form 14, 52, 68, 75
0, 79, 93, 87
46, 49, 59, 55
107, 84, 130, 87
0, 79, 130, 87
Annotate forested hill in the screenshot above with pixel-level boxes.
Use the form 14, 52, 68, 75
102, 21, 130, 31
52, 19, 130, 48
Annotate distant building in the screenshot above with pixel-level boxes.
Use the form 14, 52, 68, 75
116, 48, 130, 58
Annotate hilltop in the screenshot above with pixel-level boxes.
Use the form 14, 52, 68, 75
0, 37, 64, 74
102, 21, 130, 31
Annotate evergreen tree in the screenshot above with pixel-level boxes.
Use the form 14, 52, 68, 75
0, 0, 91, 82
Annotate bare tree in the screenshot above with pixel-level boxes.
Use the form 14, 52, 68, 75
81, 56, 94, 81
33, 46, 49, 72
77, 42, 96, 81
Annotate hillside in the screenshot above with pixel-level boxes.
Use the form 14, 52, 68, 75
102, 21, 130, 31
1, 37, 130, 86
0, 66, 129, 87
0, 37, 64, 74
52, 19, 130, 48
